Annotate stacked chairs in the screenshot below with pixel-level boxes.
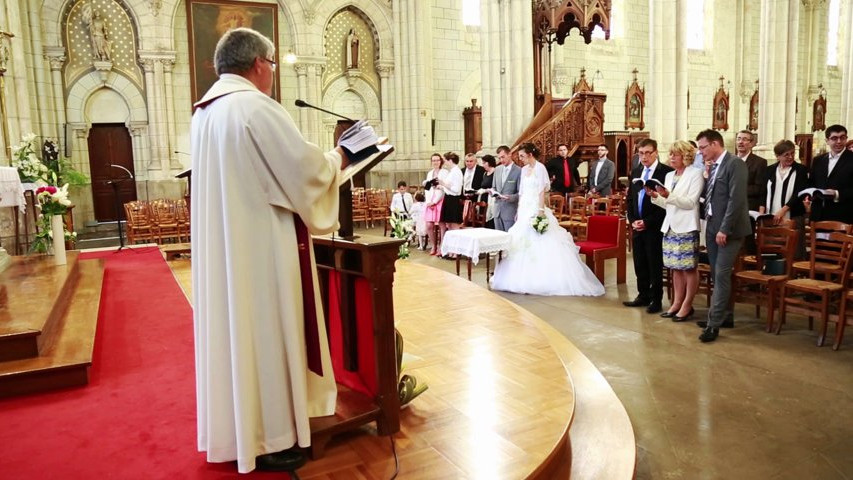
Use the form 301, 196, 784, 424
123, 199, 190, 245
560, 196, 588, 240
351, 188, 370, 228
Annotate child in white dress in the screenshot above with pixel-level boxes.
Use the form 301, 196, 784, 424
410, 192, 427, 250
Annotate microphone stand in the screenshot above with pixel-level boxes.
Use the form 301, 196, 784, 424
107, 177, 131, 252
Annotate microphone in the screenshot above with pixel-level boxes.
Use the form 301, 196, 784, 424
294, 99, 354, 122
109, 164, 134, 179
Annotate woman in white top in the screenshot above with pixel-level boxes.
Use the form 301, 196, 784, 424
649, 141, 704, 322
491, 143, 605, 296
437, 152, 464, 256
422, 153, 447, 255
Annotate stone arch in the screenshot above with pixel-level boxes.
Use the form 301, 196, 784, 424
321, 76, 380, 122
41, 0, 144, 48
455, 67, 482, 110
66, 71, 148, 124
312, 0, 393, 61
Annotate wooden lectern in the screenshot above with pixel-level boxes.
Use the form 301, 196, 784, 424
309, 140, 403, 457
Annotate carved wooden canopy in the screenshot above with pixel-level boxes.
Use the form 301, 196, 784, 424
625, 68, 645, 130
534, 0, 612, 45
712, 76, 730, 131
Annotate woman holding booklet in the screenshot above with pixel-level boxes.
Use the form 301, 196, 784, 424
649, 141, 705, 322
759, 140, 810, 258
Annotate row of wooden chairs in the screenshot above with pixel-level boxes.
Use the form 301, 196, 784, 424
549, 193, 626, 241
352, 188, 392, 232
666, 220, 853, 350
124, 199, 190, 245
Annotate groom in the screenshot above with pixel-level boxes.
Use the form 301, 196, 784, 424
493, 145, 521, 231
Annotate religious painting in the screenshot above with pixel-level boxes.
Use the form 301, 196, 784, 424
813, 95, 827, 132
186, 0, 279, 104
624, 69, 645, 130
748, 87, 759, 132
712, 78, 730, 131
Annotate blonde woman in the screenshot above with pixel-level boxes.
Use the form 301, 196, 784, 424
650, 141, 704, 322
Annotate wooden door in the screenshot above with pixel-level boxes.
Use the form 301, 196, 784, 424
88, 124, 137, 222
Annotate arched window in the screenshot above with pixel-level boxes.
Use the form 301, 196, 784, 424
462, 0, 480, 26
686, 0, 705, 50
827, 0, 840, 66
592, 0, 620, 39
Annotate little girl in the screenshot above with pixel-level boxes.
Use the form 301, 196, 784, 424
409, 192, 428, 250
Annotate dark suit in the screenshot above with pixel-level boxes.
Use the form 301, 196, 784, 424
809, 150, 853, 223
742, 152, 768, 211
462, 165, 486, 193
704, 151, 751, 329
547, 155, 581, 195
759, 161, 810, 218
627, 161, 673, 304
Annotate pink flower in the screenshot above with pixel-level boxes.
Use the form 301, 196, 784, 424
36, 186, 47, 194
46, 186, 57, 194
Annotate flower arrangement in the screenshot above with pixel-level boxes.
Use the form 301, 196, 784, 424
11, 133, 88, 186
389, 211, 415, 259
531, 213, 549, 234
31, 185, 77, 254
11, 133, 49, 183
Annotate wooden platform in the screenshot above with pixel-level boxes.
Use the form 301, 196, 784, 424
165, 257, 636, 478
0, 252, 104, 398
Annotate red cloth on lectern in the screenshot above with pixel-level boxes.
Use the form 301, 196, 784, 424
326, 271, 378, 397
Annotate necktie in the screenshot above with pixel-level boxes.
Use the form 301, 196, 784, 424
704, 162, 719, 218
563, 158, 571, 188
638, 167, 650, 216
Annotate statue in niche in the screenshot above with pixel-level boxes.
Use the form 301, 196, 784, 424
715, 101, 726, 123
629, 94, 640, 120
82, 6, 111, 61
346, 29, 359, 69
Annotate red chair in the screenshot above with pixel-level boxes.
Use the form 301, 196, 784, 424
575, 215, 626, 284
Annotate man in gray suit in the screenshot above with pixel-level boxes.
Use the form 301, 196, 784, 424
588, 145, 616, 196
493, 145, 521, 231
695, 129, 752, 343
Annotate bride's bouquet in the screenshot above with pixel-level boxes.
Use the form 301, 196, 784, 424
531, 214, 549, 234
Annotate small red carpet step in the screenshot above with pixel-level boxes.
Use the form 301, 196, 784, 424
0, 248, 290, 479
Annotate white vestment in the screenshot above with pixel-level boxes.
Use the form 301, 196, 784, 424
191, 74, 338, 473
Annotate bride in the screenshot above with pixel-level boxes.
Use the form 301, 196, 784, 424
491, 143, 605, 297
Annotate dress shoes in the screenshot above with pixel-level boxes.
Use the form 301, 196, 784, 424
623, 297, 651, 307
660, 310, 678, 318
256, 449, 307, 472
646, 303, 663, 314
699, 327, 719, 343
672, 307, 695, 322
697, 319, 734, 329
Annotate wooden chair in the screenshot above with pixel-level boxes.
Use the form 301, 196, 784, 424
697, 259, 713, 308
124, 201, 154, 245
352, 189, 370, 228
791, 221, 850, 279
150, 199, 181, 244
778, 232, 853, 346
559, 196, 588, 240
575, 215, 627, 284
590, 197, 613, 216
732, 226, 798, 332
833, 290, 853, 350
549, 194, 566, 221
741, 218, 795, 269
175, 199, 190, 242
608, 194, 626, 217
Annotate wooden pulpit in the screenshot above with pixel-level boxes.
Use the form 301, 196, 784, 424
309, 140, 401, 457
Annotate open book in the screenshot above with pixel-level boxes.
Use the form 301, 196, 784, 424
632, 177, 666, 190
797, 187, 835, 198
338, 120, 392, 164
339, 136, 393, 186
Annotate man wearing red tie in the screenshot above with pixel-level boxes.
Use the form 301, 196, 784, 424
547, 143, 580, 195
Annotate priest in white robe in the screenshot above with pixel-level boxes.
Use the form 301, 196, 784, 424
190, 28, 345, 474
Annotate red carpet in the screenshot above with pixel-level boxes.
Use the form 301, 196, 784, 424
0, 248, 288, 479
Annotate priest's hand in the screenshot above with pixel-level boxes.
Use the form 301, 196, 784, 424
336, 146, 350, 169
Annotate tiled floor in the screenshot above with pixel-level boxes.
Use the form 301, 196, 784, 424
168, 227, 853, 479
402, 233, 853, 480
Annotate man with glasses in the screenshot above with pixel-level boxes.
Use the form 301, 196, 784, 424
588, 144, 615, 196
623, 138, 672, 314
806, 125, 853, 223
695, 129, 751, 342
191, 28, 348, 474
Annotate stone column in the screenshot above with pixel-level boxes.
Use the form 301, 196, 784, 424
140, 58, 160, 171
649, 0, 684, 146
841, 0, 853, 127
25, 6, 53, 139
391, 1, 406, 157
3, 5, 33, 140
758, 0, 799, 147
128, 123, 149, 186
675, 0, 689, 140
44, 47, 67, 141
802, 0, 828, 132
162, 58, 181, 169
293, 62, 309, 131
376, 60, 395, 144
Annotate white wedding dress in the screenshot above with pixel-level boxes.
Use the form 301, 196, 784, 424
491, 162, 606, 296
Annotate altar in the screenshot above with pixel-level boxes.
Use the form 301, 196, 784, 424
440, 227, 511, 284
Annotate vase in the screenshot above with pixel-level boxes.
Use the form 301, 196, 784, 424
50, 215, 67, 266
